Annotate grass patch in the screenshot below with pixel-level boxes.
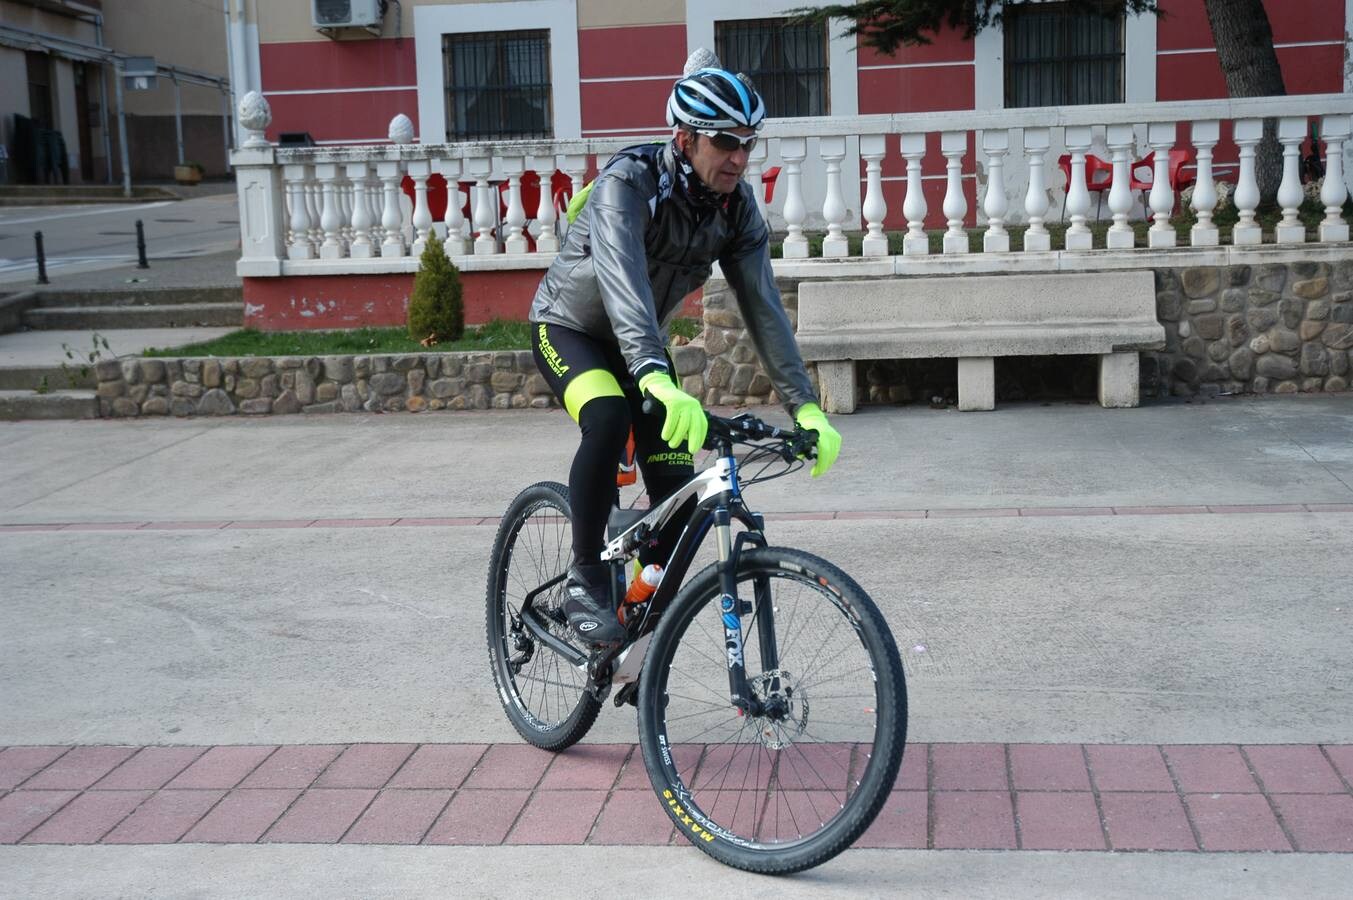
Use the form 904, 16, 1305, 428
142, 317, 705, 357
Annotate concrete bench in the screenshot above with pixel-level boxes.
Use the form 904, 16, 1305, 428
796, 271, 1165, 412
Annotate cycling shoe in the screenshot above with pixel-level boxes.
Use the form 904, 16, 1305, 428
563, 563, 625, 645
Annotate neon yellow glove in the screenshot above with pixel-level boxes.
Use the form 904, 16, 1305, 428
639, 372, 708, 455
794, 402, 841, 478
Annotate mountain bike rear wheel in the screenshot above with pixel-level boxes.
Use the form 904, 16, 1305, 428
486, 481, 601, 751
636, 546, 907, 873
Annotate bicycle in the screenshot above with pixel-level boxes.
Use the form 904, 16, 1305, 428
485, 408, 907, 873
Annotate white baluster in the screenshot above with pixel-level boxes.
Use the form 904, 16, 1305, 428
467, 155, 497, 255
860, 134, 888, 256
531, 156, 560, 254
434, 159, 467, 256
780, 138, 809, 259
1023, 127, 1051, 252
376, 160, 406, 258
1146, 122, 1177, 248
501, 156, 527, 254
1274, 116, 1307, 244
1190, 120, 1220, 246
981, 128, 1009, 253
745, 141, 768, 224
346, 161, 374, 258
1319, 115, 1351, 242
1232, 118, 1263, 246
820, 137, 848, 257
284, 163, 314, 260
368, 170, 384, 242
315, 163, 343, 259
1104, 123, 1134, 249
1063, 125, 1093, 250
941, 130, 968, 254
282, 179, 293, 247
306, 181, 322, 249
337, 174, 353, 250
407, 159, 433, 256
900, 133, 928, 256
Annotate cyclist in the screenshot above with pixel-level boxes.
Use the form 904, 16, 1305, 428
529, 52, 841, 646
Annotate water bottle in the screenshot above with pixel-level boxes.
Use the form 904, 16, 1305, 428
624, 563, 663, 606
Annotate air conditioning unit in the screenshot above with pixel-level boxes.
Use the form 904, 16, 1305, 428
312, 0, 384, 30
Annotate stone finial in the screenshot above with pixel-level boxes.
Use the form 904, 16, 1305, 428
389, 114, 415, 145
238, 91, 272, 148
684, 47, 720, 76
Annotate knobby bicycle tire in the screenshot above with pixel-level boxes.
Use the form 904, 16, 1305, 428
485, 481, 601, 751
636, 546, 907, 874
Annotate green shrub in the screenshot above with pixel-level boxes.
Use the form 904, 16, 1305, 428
407, 237, 464, 344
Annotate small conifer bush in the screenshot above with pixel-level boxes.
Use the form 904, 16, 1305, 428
407, 237, 464, 344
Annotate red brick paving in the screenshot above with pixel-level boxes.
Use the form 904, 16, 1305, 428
0, 741, 1350, 851
1100, 792, 1197, 850
1015, 791, 1106, 850
312, 744, 415, 789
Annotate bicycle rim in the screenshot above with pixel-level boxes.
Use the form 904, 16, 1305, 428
486, 482, 599, 748
638, 547, 906, 873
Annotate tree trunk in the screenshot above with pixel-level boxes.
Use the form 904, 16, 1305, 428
1203, 0, 1286, 200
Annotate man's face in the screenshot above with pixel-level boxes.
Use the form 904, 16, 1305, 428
678, 127, 755, 195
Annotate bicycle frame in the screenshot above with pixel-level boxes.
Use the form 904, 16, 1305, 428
519, 432, 776, 715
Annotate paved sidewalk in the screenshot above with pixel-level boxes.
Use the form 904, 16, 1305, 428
2, 396, 1352, 896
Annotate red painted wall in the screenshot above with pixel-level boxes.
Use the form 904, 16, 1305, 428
578, 24, 684, 135
243, 271, 704, 332
243, 270, 543, 331
1156, 0, 1345, 100
260, 39, 416, 91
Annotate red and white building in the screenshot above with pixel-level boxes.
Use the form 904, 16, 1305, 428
227, 0, 1353, 329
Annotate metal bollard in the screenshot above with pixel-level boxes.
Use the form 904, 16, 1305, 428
135, 220, 149, 269
34, 231, 49, 284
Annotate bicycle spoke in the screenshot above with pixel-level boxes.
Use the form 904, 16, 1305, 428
650, 552, 901, 856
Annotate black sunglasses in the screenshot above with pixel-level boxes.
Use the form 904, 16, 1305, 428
696, 129, 759, 153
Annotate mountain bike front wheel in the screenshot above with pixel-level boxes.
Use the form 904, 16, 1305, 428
636, 546, 907, 874
485, 481, 601, 751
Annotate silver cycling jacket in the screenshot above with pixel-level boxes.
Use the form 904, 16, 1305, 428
529, 143, 818, 415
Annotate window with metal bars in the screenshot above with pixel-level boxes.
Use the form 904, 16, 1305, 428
443, 30, 552, 141
1004, 2, 1123, 108
715, 18, 828, 118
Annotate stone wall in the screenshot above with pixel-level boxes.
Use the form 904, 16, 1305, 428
1147, 260, 1352, 398
94, 351, 558, 417
682, 277, 812, 408
695, 260, 1353, 407
93, 256, 1353, 418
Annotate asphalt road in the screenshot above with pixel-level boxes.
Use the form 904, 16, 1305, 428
0, 193, 240, 286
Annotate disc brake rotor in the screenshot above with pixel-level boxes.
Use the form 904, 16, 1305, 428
748, 669, 808, 750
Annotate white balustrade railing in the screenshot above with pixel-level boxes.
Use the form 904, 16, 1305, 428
234, 93, 1353, 277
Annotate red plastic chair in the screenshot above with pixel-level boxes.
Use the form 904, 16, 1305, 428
1129, 148, 1197, 216
1057, 153, 1114, 220
761, 166, 782, 203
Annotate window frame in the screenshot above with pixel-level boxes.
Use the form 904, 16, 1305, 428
714, 16, 830, 118
1002, 0, 1125, 109
442, 29, 554, 142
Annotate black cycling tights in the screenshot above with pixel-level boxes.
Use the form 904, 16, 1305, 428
572, 395, 693, 568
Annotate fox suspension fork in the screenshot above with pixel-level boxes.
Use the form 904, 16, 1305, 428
713, 504, 778, 717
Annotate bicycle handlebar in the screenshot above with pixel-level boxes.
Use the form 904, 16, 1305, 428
642, 393, 818, 461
